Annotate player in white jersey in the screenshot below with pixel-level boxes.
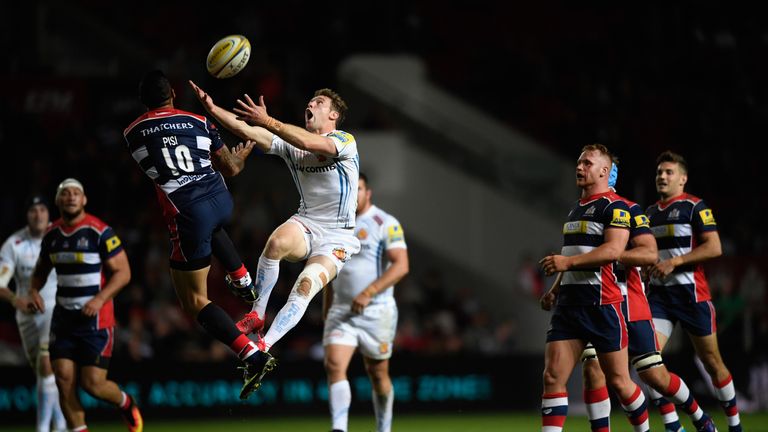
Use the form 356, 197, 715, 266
322, 173, 409, 432
0, 196, 66, 432
189, 81, 361, 398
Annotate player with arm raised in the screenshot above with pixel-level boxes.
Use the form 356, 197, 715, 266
189, 81, 360, 399
123, 70, 268, 393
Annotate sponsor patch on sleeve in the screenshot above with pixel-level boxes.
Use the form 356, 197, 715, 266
634, 214, 650, 229
328, 131, 353, 145
387, 224, 404, 243
610, 209, 631, 228
699, 209, 716, 226
105, 236, 122, 253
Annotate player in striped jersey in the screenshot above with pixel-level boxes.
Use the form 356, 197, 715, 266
0, 196, 66, 432
322, 173, 409, 432
125, 70, 270, 401
28, 179, 142, 432
569, 163, 717, 432
190, 81, 360, 398
538, 144, 649, 432
646, 151, 741, 432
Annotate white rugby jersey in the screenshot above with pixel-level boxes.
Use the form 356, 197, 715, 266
333, 205, 406, 306
0, 227, 57, 309
269, 130, 359, 228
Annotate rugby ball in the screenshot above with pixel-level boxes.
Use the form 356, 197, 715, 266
206, 35, 251, 79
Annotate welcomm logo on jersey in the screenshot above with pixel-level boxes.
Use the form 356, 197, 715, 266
610, 209, 630, 228
699, 209, 716, 226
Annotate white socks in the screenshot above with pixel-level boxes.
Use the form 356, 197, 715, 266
329, 380, 351, 431
252, 256, 280, 317
373, 388, 394, 432
37, 373, 66, 432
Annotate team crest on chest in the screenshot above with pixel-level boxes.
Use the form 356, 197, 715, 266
332, 247, 348, 262
357, 228, 368, 240
584, 206, 596, 216
77, 237, 89, 249
668, 208, 681, 220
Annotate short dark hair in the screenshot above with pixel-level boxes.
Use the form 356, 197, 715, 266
359, 172, 369, 187
656, 150, 688, 174
139, 70, 172, 108
314, 88, 348, 126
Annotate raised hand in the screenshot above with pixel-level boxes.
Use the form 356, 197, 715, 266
188, 80, 216, 112
234, 94, 270, 127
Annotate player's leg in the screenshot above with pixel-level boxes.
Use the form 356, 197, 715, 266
649, 300, 686, 429
592, 304, 649, 432
357, 303, 397, 432
169, 198, 262, 364
238, 219, 310, 334
581, 345, 611, 432
324, 344, 356, 432
363, 357, 394, 432
52, 358, 85, 431
19, 314, 65, 432
79, 365, 142, 432
630, 319, 717, 431
689, 332, 741, 432
170, 267, 260, 362
211, 228, 256, 302
542, 339, 582, 432
262, 255, 335, 350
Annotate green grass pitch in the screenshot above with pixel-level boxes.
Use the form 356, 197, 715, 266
5, 411, 767, 431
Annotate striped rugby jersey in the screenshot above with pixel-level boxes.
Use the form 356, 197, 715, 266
332, 204, 406, 307
614, 198, 654, 322
269, 130, 359, 228
646, 193, 717, 304
124, 108, 229, 208
39, 214, 124, 328
558, 191, 631, 306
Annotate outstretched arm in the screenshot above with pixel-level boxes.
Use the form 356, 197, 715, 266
188, 81, 273, 152
234, 94, 338, 157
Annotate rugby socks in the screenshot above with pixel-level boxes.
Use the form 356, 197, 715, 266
372, 387, 394, 432
196, 303, 257, 359
329, 380, 351, 432
263, 289, 311, 348
72, 426, 89, 432
662, 372, 714, 429
252, 255, 280, 317
714, 375, 742, 432
620, 385, 650, 432
38, 373, 64, 432
541, 392, 568, 432
648, 386, 684, 431
584, 386, 610, 432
